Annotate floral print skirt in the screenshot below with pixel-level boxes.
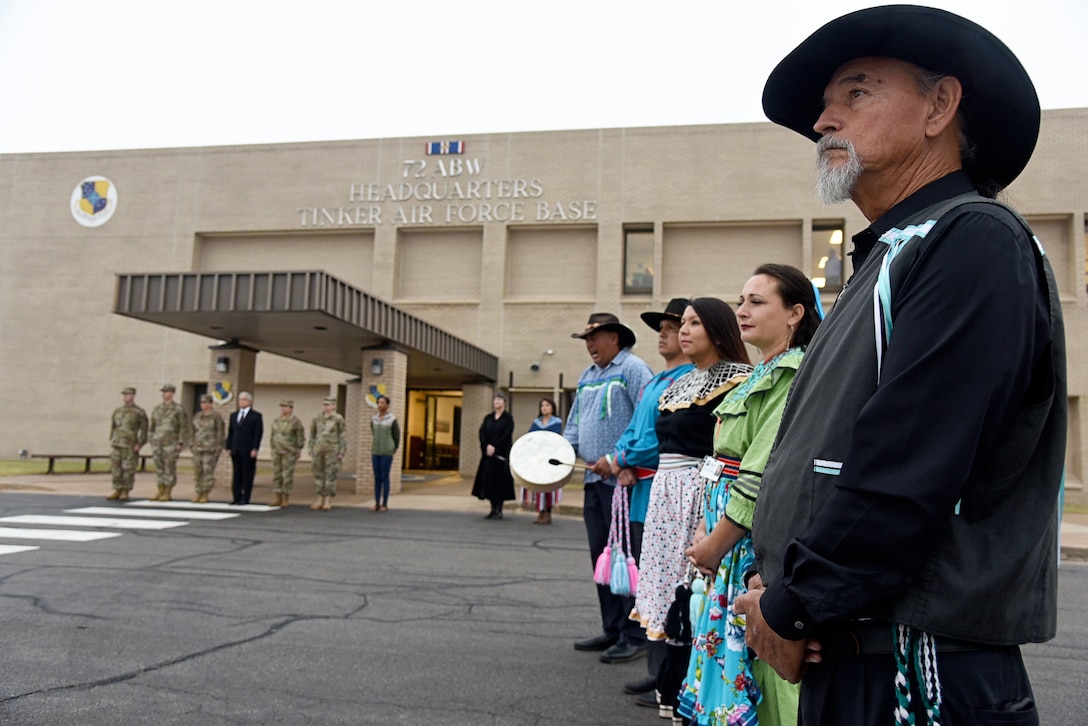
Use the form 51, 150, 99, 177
676, 494, 760, 724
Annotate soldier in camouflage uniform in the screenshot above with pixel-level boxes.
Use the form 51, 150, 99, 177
191, 393, 225, 503
309, 396, 346, 511
148, 383, 191, 501
269, 399, 305, 507
108, 386, 148, 501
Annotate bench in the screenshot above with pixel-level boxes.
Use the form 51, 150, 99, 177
32, 454, 152, 474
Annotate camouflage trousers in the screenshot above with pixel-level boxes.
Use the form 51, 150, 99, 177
110, 446, 138, 491
152, 444, 180, 488
192, 450, 221, 494
312, 450, 340, 497
272, 451, 300, 494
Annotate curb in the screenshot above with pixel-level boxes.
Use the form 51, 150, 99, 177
1061, 545, 1088, 563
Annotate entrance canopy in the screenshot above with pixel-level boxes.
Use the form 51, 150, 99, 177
113, 270, 497, 388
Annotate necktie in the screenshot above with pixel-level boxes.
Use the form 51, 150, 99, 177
239, 410, 246, 423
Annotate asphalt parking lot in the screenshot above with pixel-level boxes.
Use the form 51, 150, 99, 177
0, 491, 662, 725
1, 482, 1085, 725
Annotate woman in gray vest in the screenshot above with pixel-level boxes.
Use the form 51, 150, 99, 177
370, 395, 400, 512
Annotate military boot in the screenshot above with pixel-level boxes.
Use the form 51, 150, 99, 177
196, 491, 209, 503
118, 490, 130, 501
106, 489, 122, 501
321, 496, 333, 511
161, 486, 172, 502
269, 492, 283, 507
191, 491, 203, 503
280, 494, 290, 507
150, 485, 164, 501
310, 496, 325, 511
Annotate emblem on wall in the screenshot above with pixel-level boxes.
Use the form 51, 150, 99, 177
70, 175, 119, 227
366, 384, 387, 408
213, 381, 233, 406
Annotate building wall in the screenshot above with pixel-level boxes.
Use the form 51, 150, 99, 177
0, 111, 1085, 488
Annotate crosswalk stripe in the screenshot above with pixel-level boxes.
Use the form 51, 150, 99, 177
67, 507, 239, 521
0, 495, 278, 556
0, 544, 40, 555
125, 501, 279, 513
0, 515, 188, 530
0, 526, 122, 542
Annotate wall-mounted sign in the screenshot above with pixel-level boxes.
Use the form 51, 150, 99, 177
298, 154, 598, 228
70, 175, 118, 227
426, 140, 464, 155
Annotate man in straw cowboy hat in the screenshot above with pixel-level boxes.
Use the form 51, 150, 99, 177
734, 6, 1066, 725
565, 313, 654, 665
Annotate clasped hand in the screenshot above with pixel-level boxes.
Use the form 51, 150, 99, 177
732, 576, 822, 684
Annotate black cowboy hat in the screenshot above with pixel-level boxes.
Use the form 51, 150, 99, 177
571, 313, 637, 350
641, 298, 690, 332
762, 4, 1039, 193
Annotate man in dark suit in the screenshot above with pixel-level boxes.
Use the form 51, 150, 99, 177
225, 391, 263, 504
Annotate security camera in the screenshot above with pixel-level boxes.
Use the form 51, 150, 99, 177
530, 349, 554, 373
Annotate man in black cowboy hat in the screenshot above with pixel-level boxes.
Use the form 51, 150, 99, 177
565, 312, 654, 665
591, 300, 694, 700
735, 6, 1066, 724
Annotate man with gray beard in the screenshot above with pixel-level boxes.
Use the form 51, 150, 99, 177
814, 136, 863, 205
735, 6, 1066, 725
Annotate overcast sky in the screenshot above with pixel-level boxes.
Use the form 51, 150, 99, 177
1, 0, 1085, 155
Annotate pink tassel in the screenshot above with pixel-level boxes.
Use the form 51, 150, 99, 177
626, 556, 639, 597
593, 548, 612, 585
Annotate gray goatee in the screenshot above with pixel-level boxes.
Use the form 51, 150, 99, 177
816, 136, 863, 205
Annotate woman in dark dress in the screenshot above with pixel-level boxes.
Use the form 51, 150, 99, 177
471, 394, 515, 519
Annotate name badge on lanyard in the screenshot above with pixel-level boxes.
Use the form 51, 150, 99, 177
699, 456, 725, 481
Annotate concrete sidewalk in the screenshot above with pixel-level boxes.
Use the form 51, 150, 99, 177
0, 468, 585, 517
2, 468, 1085, 562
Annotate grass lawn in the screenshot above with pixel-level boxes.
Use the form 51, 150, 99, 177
0, 459, 115, 475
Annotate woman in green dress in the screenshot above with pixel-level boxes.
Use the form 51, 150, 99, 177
677, 264, 822, 726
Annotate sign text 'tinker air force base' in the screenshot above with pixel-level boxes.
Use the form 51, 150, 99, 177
297, 156, 597, 227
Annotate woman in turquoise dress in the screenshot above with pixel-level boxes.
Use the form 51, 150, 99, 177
677, 264, 822, 726
526, 397, 563, 523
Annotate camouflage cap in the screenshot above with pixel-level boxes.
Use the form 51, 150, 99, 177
322, 397, 337, 405
199, 394, 214, 403
280, 400, 294, 407
121, 386, 137, 395
160, 383, 176, 392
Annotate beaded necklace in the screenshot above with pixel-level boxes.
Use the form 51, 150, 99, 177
657, 360, 752, 412
722, 347, 797, 404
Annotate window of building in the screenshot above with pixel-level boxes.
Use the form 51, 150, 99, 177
624, 227, 654, 295
811, 221, 845, 293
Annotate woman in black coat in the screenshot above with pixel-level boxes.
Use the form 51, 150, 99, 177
471, 394, 515, 519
